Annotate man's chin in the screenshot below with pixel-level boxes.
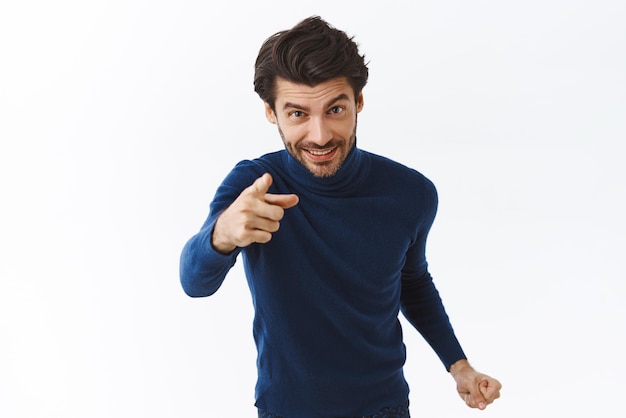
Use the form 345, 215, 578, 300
288, 149, 344, 178
305, 161, 342, 178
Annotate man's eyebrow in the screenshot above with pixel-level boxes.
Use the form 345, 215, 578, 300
282, 93, 351, 112
325, 93, 350, 108
283, 102, 309, 112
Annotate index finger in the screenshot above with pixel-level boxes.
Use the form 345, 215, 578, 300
265, 193, 299, 209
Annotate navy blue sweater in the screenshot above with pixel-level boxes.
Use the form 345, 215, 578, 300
180, 147, 466, 417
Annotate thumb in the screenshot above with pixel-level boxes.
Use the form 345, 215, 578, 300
474, 380, 489, 410
249, 173, 273, 196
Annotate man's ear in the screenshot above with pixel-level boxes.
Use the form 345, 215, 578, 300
264, 102, 277, 124
356, 92, 364, 113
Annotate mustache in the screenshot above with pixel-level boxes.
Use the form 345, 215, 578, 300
298, 140, 343, 150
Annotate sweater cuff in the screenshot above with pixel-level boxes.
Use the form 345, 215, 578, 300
179, 220, 240, 297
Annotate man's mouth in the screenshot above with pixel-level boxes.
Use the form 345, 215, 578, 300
307, 148, 334, 156
303, 146, 338, 162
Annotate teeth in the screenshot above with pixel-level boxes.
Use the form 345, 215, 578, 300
308, 148, 333, 156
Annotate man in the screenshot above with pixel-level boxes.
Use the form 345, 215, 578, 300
180, 16, 501, 418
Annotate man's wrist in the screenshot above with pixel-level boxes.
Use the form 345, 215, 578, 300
211, 221, 237, 254
449, 358, 471, 376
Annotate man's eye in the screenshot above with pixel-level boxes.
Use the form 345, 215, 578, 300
290, 111, 304, 118
329, 106, 344, 114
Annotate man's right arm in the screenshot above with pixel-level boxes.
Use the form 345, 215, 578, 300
179, 170, 298, 297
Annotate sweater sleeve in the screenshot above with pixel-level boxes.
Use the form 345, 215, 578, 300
179, 218, 240, 297
399, 176, 467, 370
179, 160, 260, 297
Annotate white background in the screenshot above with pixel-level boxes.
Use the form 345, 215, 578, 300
1, 1, 625, 417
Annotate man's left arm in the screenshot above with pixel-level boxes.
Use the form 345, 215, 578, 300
400, 176, 501, 409
399, 175, 466, 370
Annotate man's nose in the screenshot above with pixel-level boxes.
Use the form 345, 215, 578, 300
308, 117, 332, 146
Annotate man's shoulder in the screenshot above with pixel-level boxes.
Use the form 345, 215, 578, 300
219, 150, 287, 190
362, 149, 434, 188
229, 150, 285, 173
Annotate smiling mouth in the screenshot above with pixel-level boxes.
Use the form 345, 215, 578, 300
306, 148, 335, 156
303, 146, 338, 162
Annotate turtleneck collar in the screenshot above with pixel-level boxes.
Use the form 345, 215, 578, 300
282, 143, 370, 196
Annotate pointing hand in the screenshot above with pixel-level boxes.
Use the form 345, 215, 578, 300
212, 173, 299, 253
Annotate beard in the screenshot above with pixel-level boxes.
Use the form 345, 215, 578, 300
277, 118, 358, 178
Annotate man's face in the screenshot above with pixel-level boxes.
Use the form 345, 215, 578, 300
265, 77, 364, 178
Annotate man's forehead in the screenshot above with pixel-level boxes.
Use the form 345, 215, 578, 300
274, 77, 354, 106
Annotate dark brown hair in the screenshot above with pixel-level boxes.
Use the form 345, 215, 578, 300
253, 16, 369, 110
